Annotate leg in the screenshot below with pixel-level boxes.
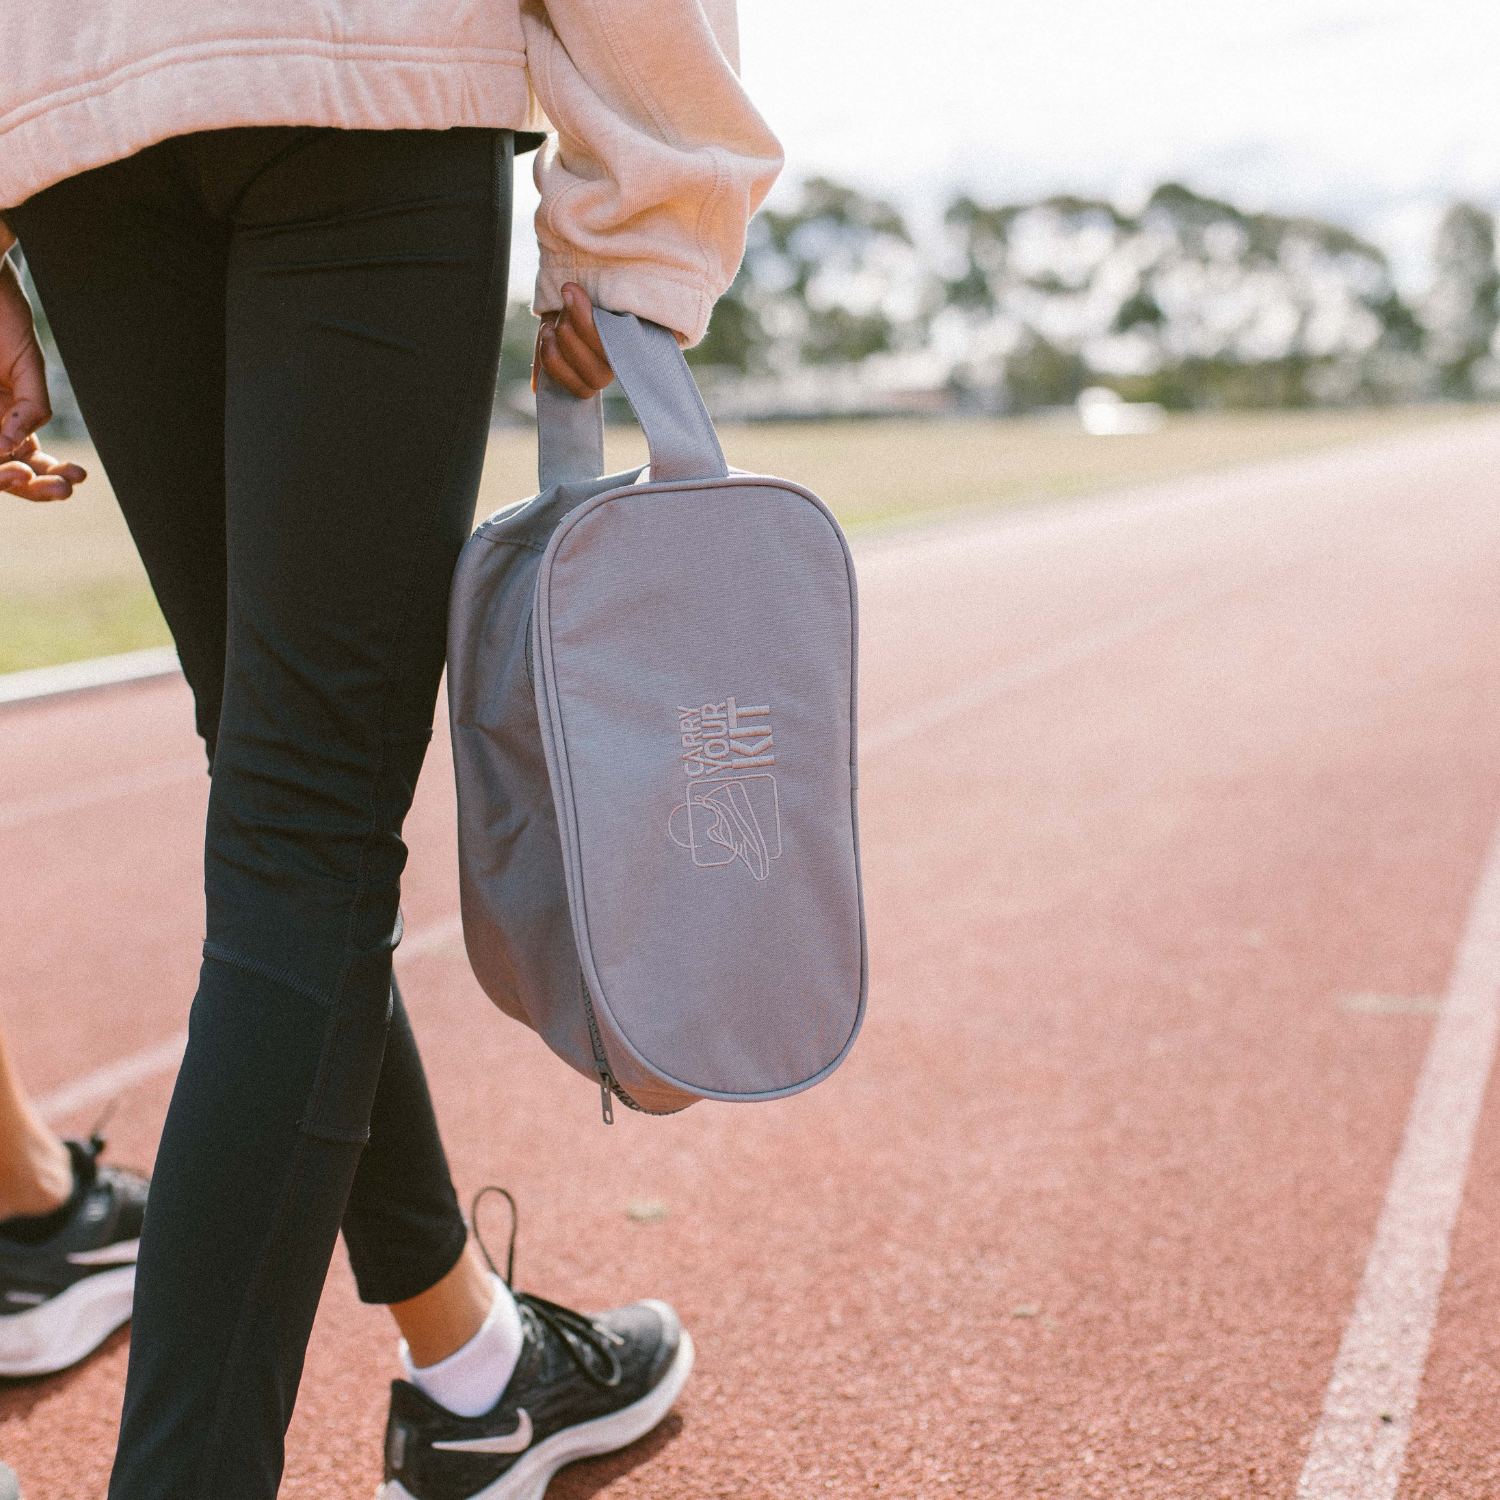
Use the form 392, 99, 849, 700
344, 978, 494, 1366
15, 123, 495, 1350
388, 1248, 496, 1369
13, 136, 477, 1336
133, 127, 512, 1496
7, 144, 232, 754
10, 126, 512, 1496
0, 1023, 71, 1219
0, 1009, 150, 1379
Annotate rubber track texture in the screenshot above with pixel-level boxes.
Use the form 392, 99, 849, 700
2, 417, 1500, 1497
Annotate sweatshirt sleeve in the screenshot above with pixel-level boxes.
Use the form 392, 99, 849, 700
521, 0, 783, 346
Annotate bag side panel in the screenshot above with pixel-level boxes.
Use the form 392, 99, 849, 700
448, 529, 598, 1080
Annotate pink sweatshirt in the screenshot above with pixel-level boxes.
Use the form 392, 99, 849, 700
0, 0, 781, 344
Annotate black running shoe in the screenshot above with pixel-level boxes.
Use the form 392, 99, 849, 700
0, 1135, 147, 1377
379, 1293, 691, 1500
379, 1192, 692, 1500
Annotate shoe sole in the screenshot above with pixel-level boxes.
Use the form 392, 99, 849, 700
0, 1264, 136, 1377
377, 1304, 695, 1500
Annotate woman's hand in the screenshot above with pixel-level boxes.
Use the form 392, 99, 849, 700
0, 253, 85, 499
1, 431, 87, 500
531, 282, 615, 400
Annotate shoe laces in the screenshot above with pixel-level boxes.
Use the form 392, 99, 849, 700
471, 1187, 625, 1389
72, 1100, 118, 1188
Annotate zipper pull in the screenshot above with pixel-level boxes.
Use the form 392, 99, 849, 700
598, 1071, 615, 1126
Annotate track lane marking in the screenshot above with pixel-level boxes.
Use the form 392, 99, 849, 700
859, 475, 1485, 765
0, 646, 181, 707
36, 1032, 189, 1124
8, 530, 1431, 1124
11, 426, 1487, 822
1296, 817, 1500, 1499
0, 756, 205, 831
400, 914, 464, 960
34, 914, 468, 1124
861, 578, 1237, 761
24, 578, 1235, 1121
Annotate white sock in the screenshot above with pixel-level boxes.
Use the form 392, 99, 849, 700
400, 1275, 524, 1418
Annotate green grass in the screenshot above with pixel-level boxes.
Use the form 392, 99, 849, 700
0, 579, 171, 675
474, 402, 1498, 535
2, 404, 1492, 675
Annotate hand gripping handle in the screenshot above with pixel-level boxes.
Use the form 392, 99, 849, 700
535, 309, 727, 491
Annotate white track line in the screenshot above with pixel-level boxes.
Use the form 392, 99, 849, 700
1296, 817, 1500, 1500
35, 1032, 189, 1124
0, 756, 205, 831
24, 571, 1231, 1124
398, 913, 464, 960
0, 566, 1337, 1123
34, 915, 468, 1124
0, 646, 181, 707
861, 576, 1236, 761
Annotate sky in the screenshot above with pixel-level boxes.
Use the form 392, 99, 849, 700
511, 1, 1500, 299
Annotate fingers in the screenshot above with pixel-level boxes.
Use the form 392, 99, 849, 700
0, 433, 86, 501
0, 393, 51, 458
30, 443, 86, 486
555, 284, 614, 387
0, 459, 72, 501
0, 336, 52, 457
42, 455, 87, 486
0, 459, 36, 493
536, 327, 594, 399
531, 283, 615, 400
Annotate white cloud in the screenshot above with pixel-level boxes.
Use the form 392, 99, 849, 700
507, 2, 1500, 300
737, 0, 1500, 289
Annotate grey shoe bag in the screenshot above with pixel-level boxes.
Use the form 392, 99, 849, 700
447, 310, 866, 1120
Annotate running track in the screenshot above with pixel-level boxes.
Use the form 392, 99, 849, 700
3, 418, 1499, 1498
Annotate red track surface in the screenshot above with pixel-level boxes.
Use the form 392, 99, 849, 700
2, 419, 1500, 1498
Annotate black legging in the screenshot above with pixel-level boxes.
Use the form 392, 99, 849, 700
6, 125, 514, 1497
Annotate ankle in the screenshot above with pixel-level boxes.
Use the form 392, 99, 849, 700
401, 1275, 524, 1417
391, 1242, 498, 1367
0, 1130, 73, 1222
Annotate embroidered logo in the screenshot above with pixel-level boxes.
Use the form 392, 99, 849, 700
433, 1409, 533, 1454
669, 699, 781, 881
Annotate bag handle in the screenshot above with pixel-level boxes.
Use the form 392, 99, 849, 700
535, 375, 603, 490
536, 309, 728, 491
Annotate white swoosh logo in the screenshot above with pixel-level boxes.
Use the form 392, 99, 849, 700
67, 1238, 140, 1266
432, 1410, 532, 1455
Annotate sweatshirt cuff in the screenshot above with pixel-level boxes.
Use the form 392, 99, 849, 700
535, 263, 716, 348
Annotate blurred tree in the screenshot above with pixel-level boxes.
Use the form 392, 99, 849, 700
688, 177, 927, 376
942, 195, 1028, 313
1111, 288, 1165, 335
686, 271, 762, 372
1003, 335, 1089, 408
687, 173, 1460, 414
938, 181, 1425, 411
1422, 203, 1499, 398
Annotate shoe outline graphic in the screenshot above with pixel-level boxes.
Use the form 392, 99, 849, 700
668, 775, 780, 881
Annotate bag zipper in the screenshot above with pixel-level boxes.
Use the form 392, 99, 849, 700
535, 617, 624, 1118
542, 617, 645, 1125
580, 972, 646, 1124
